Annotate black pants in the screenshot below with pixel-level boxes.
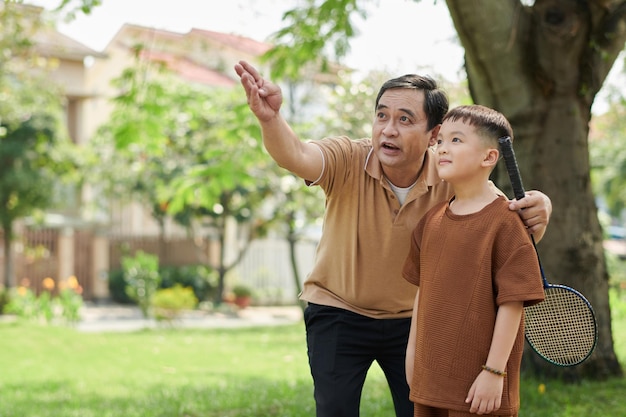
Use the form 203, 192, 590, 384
304, 303, 413, 417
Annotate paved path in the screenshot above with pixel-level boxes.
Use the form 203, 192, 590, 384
76, 303, 303, 332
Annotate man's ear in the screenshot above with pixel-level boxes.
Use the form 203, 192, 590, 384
429, 125, 441, 147
482, 148, 499, 167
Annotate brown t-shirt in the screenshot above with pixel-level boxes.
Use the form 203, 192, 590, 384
402, 197, 545, 414
299, 136, 453, 318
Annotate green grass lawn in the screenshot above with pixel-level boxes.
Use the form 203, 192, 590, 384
1, 290, 625, 416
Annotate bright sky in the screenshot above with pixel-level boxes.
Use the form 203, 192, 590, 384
30, 0, 465, 81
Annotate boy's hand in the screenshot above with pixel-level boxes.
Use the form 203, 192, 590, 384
465, 371, 503, 414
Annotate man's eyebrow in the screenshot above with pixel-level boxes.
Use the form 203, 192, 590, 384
375, 104, 416, 119
399, 108, 416, 118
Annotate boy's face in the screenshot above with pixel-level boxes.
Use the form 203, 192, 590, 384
435, 119, 494, 183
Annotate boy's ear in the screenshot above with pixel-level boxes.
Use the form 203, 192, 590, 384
482, 148, 499, 167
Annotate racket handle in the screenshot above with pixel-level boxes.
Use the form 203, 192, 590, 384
498, 136, 526, 201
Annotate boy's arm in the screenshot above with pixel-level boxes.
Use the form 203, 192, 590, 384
405, 289, 420, 388
465, 301, 524, 414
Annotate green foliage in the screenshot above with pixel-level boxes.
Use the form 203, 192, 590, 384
159, 264, 218, 302
4, 276, 84, 324
107, 269, 135, 304
0, 286, 10, 313
151, 284, 198, 321
5, 287, 39, 320
0, 3, 39, 68
264, 0, 365, 80
88, 58, 275, 304
606, 251, 626, 289
232, 284, 254, 298
0, 4, 82, 288
121, 251, 161, 318
108, 264, 218, 304
88, 60, 269, 220
57, 287, 84, 323
313, 69, 391, 138
37, 290, 55, 323
590, 95, 626, 218
53, 0, 103, 22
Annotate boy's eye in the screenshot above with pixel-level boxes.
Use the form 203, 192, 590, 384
452, 137, 461, 142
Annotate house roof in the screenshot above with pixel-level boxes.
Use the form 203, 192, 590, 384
34, 26, 107, 61
188, 28, 271, 56
139, 49, 236, 87
2, 2, 105, 62
108, 24, 271, 87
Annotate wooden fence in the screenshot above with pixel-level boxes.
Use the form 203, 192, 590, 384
1, 227, 316, 305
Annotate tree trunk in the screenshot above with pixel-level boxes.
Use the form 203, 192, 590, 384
286, 219, 307, 313
446, 0, 626, 379
2, 221, 14, 288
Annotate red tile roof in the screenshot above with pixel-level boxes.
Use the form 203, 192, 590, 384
139, 49, 235, 87
188, 28, 271, 56
111, 24, 271, 87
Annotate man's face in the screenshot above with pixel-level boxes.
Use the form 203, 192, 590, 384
372, 88, 438, 187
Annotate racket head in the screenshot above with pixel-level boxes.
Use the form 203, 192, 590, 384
524, 284, 598, 367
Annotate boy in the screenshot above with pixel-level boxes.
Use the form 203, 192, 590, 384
402, 105, 545, 417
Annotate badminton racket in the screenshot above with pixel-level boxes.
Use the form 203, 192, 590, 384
498, 136, 597, 367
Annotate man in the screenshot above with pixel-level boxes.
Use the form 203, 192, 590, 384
234, 60, 551, 417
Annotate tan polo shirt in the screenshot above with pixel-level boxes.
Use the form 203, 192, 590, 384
299, 136, 453, 319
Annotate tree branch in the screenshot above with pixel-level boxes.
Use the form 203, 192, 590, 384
445, 0, 533, 111
595, 1, 626, 49
582, 0, 626, 105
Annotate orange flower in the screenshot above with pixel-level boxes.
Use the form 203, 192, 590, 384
42, 277, 55, 291
67, 275, 79, 289
17, 286, 27, 296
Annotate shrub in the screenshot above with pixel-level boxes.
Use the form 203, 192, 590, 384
109, 264, 218, 305
5, 286, 39, 319
230, 284, 255, 309
232, 284, 253, 298
0, 286, 10, 314
107, 269, 135, 304
151, 284, 198, 321
121, 251, 161, 318
159, 265, 218, 302
4, 276, 83, 324
57, 276, 84, 323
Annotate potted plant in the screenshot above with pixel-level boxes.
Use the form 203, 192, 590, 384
232, 284, 254, 309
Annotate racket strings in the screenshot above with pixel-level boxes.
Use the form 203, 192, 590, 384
524, 286, 597, 366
